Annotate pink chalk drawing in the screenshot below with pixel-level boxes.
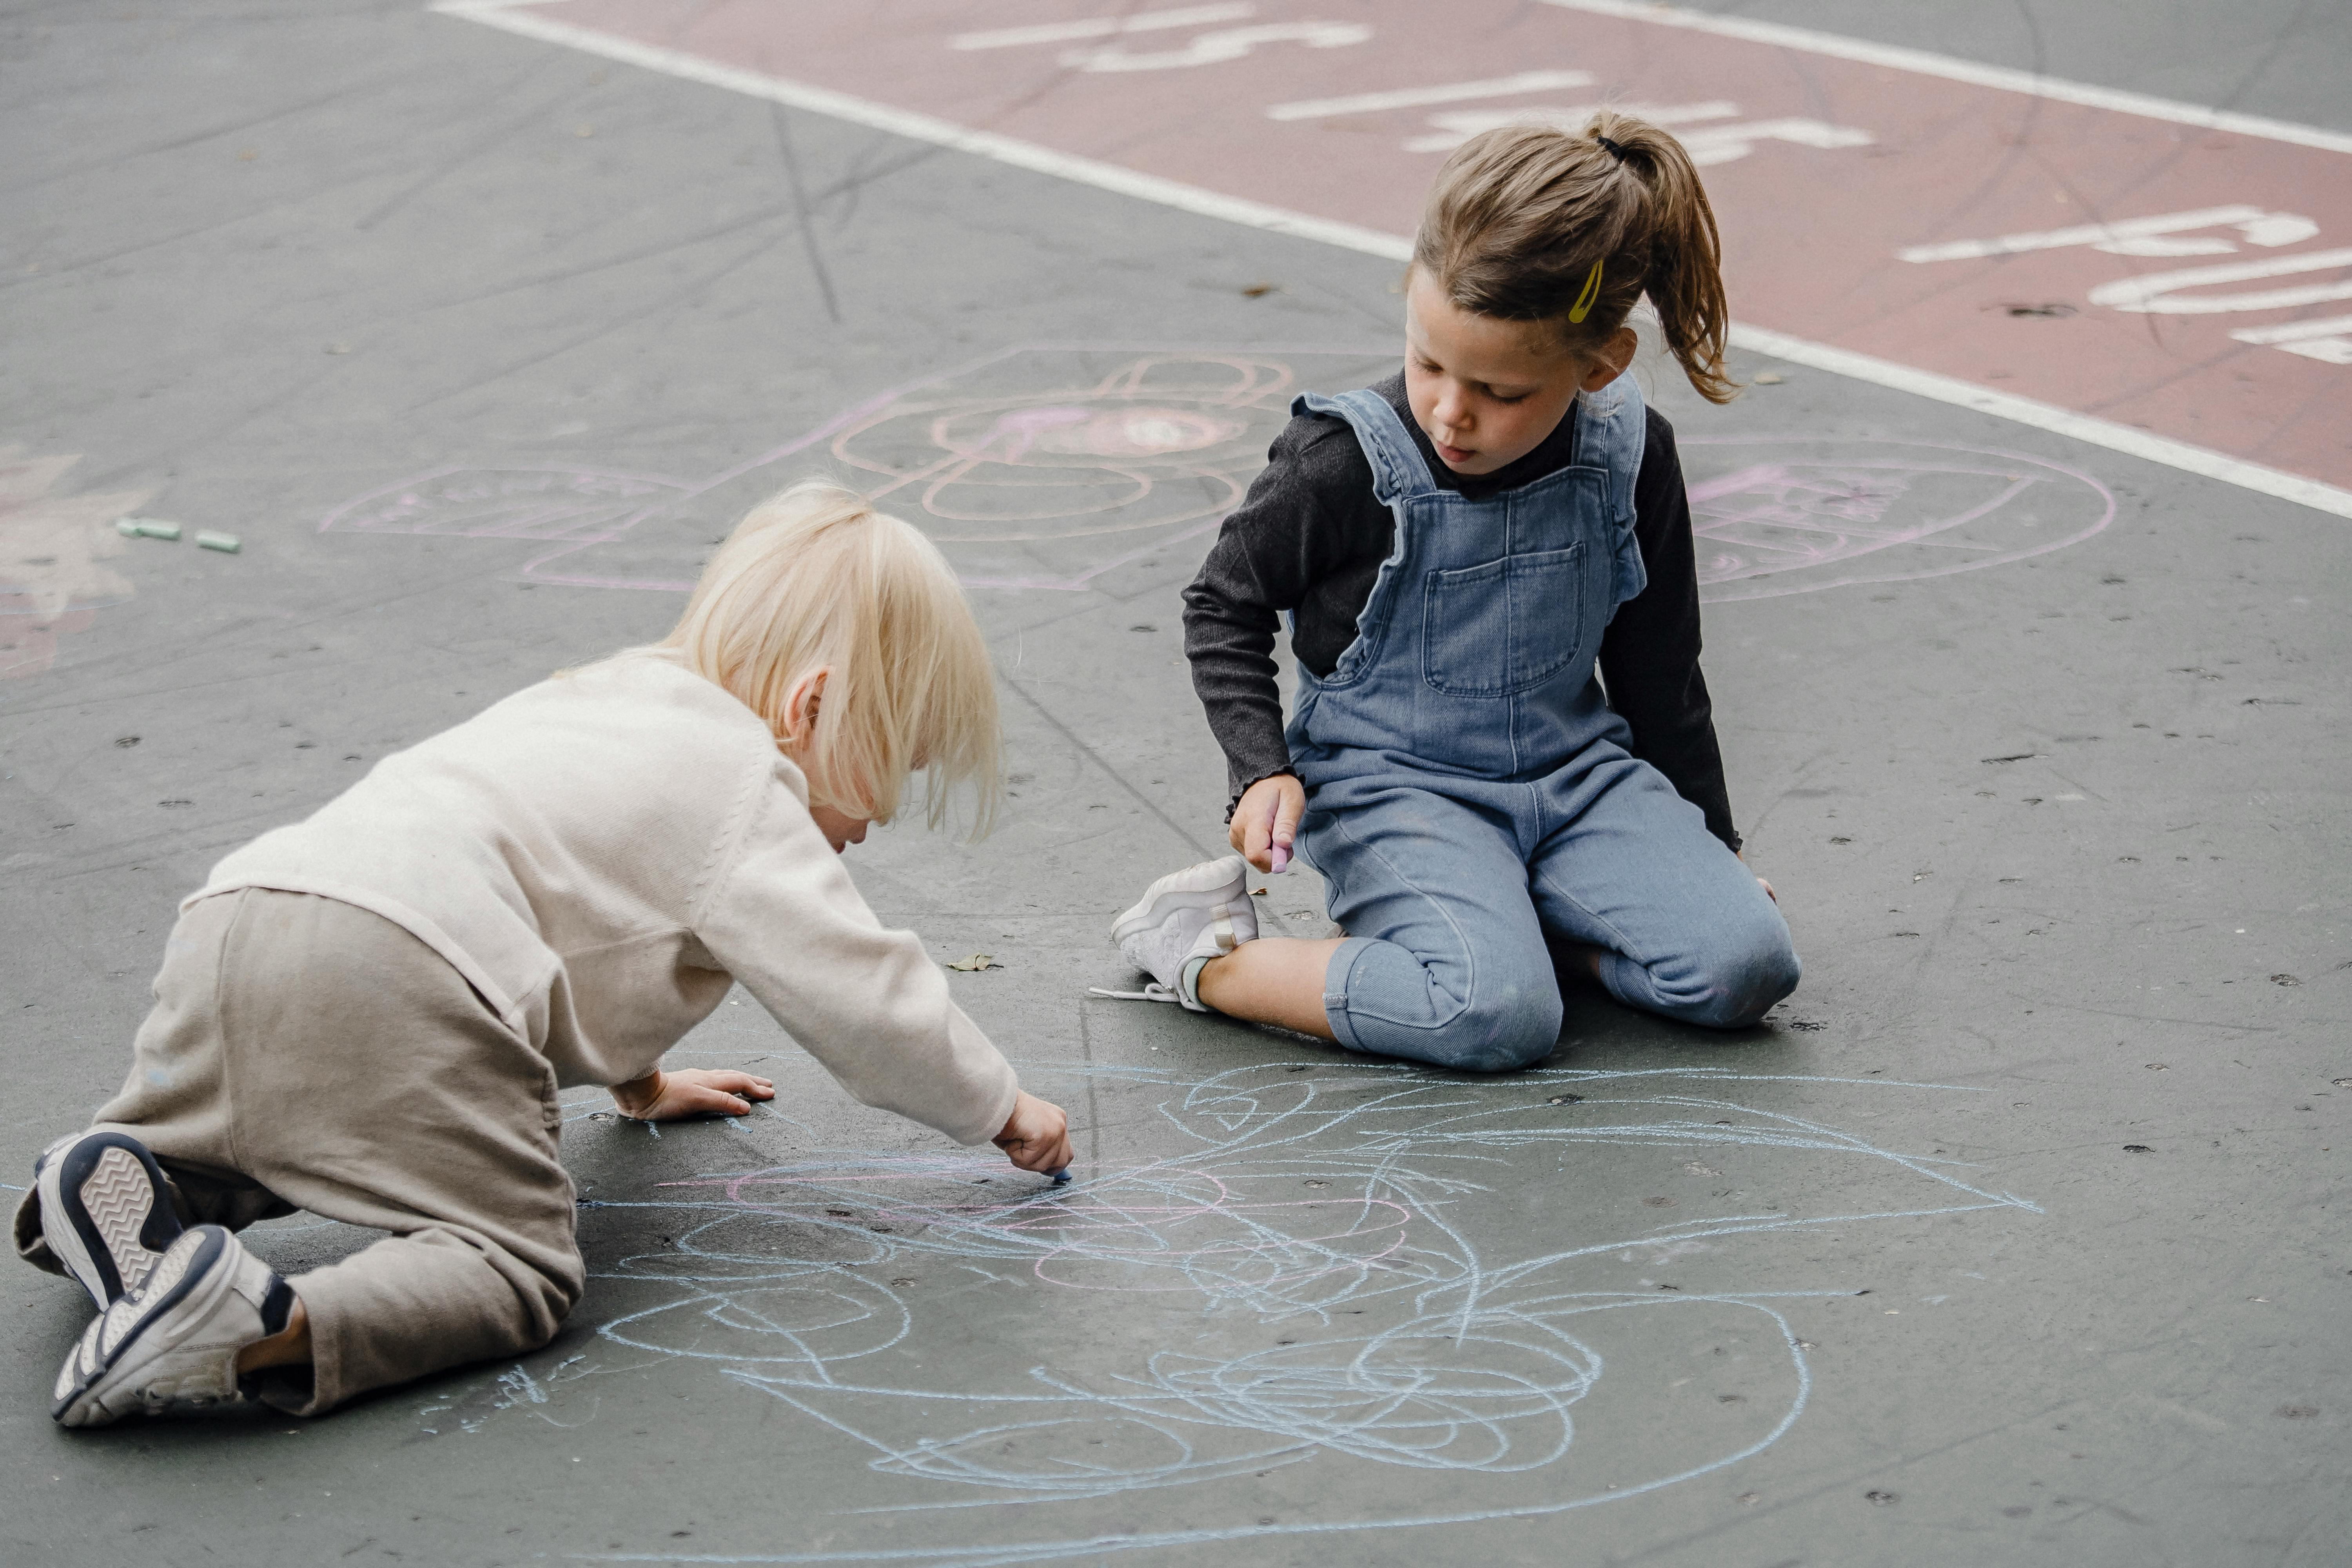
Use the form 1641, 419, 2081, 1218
827, 350, 1327, 590
0, 447, 152, 681
316, 461, 703, 591
1683, 436, 2116, 603
321, 358, 2114, 601
319, 346, 1396, 593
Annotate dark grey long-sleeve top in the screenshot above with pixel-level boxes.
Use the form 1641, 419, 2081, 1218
1180, 372, 1740, 851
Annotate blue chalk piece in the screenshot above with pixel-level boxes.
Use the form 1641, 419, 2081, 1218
1047, 1167, 1071, 1185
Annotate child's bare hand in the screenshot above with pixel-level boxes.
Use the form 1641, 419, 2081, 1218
1230, 773, 1304, 874
991, 1091, 1072, 1174
610, 1068, 775, 1121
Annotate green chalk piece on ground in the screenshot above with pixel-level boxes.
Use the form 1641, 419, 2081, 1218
194, 530, 241, 554
117, 517, 182, 541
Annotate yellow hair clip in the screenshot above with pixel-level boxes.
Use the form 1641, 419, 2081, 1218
1566, 258, 1605, 324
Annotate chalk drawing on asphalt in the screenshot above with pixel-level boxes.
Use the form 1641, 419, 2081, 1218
1684, 436, 2116, 603
439, 1060, 2038, 1567
319, 358, 2113, 603
317, 347, 1396, 594
0, 447, 152, 681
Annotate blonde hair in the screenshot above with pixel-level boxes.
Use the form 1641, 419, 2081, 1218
658, 479, 1002, 834
1413, 110, 1736, 403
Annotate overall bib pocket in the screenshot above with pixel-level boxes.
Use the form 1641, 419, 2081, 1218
1420, 543, 1585, 697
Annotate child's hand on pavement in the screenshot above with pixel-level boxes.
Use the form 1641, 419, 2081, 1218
1230, 773, 1304, 874
610, 1068, 775, 1121
993, 1091, 1073, 1174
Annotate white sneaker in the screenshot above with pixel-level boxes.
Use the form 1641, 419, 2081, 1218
1104, 855, 1257, 1012
35, 1129, 185, 1311
52, 1225, 294, 1428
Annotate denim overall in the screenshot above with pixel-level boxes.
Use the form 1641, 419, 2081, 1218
1286, 376, 1798, 1070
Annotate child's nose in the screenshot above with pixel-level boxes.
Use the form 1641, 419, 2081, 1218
1434, 384, 1470, 432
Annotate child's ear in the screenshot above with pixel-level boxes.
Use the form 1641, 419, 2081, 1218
1578, 327, 1640, 392
780, 667, 831, 748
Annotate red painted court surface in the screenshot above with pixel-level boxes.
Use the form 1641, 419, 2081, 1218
447, 0, 2352, 506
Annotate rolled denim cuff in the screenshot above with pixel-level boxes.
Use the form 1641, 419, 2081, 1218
1318, 936, 1383, 1054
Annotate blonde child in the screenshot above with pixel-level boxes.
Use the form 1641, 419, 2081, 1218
24, 481, 1072, 1426
1111, 114, 1798, 1066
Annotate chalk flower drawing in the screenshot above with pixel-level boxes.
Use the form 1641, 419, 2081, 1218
320, 352, 2116, 606
319, 349, 1390, 594
0, 447, 151, 680
520, 1060, 2038, 1568
1683, 435, 2115, 601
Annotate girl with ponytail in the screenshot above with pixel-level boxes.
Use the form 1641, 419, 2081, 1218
1104, 113, 1799, 1069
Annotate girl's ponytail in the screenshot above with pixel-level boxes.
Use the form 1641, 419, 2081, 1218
1582, 109, 1734, 404
1414, 109, 1738, 403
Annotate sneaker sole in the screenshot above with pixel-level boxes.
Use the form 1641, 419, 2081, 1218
36, 1131, 183, 1311
1110, 855, 1251, 944
53, 1227, 236, 1428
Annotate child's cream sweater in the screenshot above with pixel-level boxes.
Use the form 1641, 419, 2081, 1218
189, 651, 1018, 1146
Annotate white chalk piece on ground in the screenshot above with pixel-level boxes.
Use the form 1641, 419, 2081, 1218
115, 517, 182, 541
945, 953, 1001, 971
194, 531, 241, 554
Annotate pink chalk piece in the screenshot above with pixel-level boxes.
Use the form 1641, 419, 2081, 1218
1261, 792, 1292, 874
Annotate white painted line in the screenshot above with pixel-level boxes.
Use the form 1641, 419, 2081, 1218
430, 0, 1413, 260
1727, 325, 2352, 520
1676, 117, 1874, 165
1062, 21, 1371, 74
1265, 69, 1595, 121
1898, 206, 2304, 263
432, 0, 2352, 522
953, 5, 1253, 52
2086, 247, 2352, 314
1404, 101, 1739, 155
1537, 0, 2352, 157
2231, 314, 2352, 345
2270, 336, 2352, 365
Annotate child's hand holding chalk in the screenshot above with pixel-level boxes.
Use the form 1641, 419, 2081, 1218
1229, 772, 1303, 876
992, 1091, 1073, 1176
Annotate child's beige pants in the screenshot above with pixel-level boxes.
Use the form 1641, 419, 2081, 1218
14, 887, 583, 1416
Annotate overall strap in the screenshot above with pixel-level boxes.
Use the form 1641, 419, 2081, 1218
1293, 388, 1439, 507
1574, 370, 1651, 608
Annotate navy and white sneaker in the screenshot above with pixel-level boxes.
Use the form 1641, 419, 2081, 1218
52, 1225, 293, 1428
35, 1130, 185, 1311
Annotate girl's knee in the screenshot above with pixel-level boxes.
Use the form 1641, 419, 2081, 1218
1682, 927, 1800, 1029
1442, 978, 1564, 1072
1337, 936, 1562, 1071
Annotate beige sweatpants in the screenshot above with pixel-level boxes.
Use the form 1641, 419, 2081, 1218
13, 887, 584, 1416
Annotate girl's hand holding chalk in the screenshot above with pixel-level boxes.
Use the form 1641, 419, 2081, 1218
1230, 772, 1303, 876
